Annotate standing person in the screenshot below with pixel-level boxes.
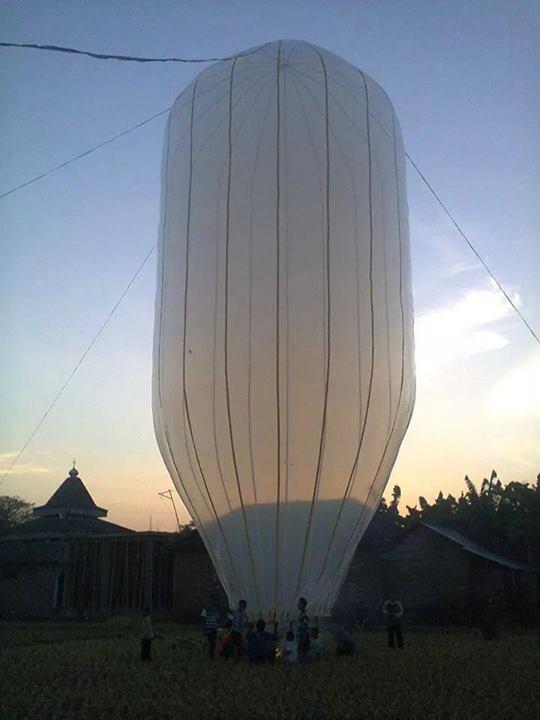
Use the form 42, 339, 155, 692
230, 599, 247, 662
481, 596, 498, 641
296, 597, 311, 663
201, 597, 220, 660
217, 621, 234, 660
382, 595, 404, 649
140, 607, 153, 662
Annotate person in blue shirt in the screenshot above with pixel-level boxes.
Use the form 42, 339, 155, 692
229, 599, 247, 662
246, 619, 278, 664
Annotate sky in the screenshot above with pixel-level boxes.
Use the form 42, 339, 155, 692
1, 0, 539, 532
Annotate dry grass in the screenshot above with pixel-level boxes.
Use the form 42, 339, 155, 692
1, 619, 538, 720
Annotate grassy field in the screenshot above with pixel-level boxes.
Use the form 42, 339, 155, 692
1, 619, 538, 720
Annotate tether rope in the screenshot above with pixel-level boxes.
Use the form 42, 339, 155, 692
0, 40, 267, 63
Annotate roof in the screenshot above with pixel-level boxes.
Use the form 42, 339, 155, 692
33, 467, 107, 519
4, 515, 134, 540
422, 522, 529, 571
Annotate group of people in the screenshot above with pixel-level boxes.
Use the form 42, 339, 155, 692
200, 594, 407, 664
139, 594, 407, 662
202, 596, 321, 664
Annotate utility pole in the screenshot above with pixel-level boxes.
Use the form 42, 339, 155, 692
158, 489, 182, 533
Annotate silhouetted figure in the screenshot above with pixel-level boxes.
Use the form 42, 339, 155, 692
281, 629, 298, 664
334, 622, 357, 657
309, 626, 323, 660
481, 596, 498, 641
229, 599, 247, 662
140, 607, 153, 662
247, 619, 278, 664
296, 597, 311, 662
217, 623, 234, 659
201, 597, 220, 659
382, 597, 404, 648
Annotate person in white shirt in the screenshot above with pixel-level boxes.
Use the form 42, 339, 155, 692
382, 597, 404, 648
282, 629, 298, 664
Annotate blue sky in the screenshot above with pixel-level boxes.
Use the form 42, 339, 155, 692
1, 0, 539, 530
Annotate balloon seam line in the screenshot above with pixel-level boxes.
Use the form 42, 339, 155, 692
155, 112, 229, 597
315, 68, 377, 585
246, 76, 279, 609
182, 80, 243, 599
224, 55, 264, 618
328, 109, 411, 588
292, 47, 332, 607
273, 41, 282, 620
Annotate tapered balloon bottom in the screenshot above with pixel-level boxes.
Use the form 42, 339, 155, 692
200, 497, 370, 621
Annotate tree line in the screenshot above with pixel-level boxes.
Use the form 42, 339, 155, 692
366, 471, 540, 568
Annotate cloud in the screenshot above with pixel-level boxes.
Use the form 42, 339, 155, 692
0, 451, 18, 461
410, 218, 482, 278
0, 465, 51, 476
487, 356, 540, 418
0, 454, 51, 476
415, 286, 520, 376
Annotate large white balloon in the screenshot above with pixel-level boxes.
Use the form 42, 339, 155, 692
153, 40, 415, 619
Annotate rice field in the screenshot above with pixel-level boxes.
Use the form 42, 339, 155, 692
1, 619, 538, 720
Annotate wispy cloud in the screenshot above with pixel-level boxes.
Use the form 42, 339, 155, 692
415, 285, 520, 375
0, 451, 18, 461
410, 217, 482, 278
0, 465, 51, 476
0, 453, 51, 476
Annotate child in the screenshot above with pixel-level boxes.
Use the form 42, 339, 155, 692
296, 597, 311, 662
229, 599, 247, 662
282, 629, 298, 664
309, 626, 322, 660
334, 622, 357, 657
217, 626, 234, 659
140, 607, 153, 662
246, 619, 278, 664
201, 598, 220, 659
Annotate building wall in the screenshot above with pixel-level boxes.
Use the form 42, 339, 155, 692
333, 549, 387, 622
1, 528, 535, 623
0, 565, 59, 618
391, 527, 471, 622
172, 551, 226, 620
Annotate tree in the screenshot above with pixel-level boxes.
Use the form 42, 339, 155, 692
0, 495, 34, 535
402, 472, 540, 566
364, 485, 405, 548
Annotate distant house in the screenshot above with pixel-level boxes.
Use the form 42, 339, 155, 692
0, 465, 133, 618
335, 522, 537, 624
391, 523, 536, 622
0, 466, 221, 620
